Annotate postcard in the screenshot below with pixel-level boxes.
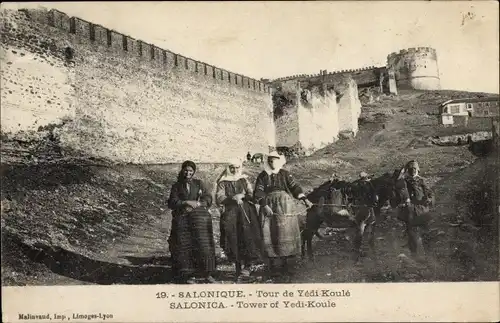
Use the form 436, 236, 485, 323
1, 1, 499, 322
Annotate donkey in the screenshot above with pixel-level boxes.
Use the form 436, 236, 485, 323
300, 170, 404, 261
251, 153, 264, 163
370, 170, 403, 221
300, 179, 353, 261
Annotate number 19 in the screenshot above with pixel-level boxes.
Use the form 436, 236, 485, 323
156, 292, 167, 299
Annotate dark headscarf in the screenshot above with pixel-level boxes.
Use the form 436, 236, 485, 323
177, 160, 197, 183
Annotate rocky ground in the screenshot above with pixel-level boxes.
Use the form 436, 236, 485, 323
1, 89, 498, 286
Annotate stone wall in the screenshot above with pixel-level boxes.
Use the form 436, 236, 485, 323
273, 66, 386, 90
297, 86, 339, 155
0, 36, 76, 133
272, 74, 359, 155
0, 9, 274, 163
493, 116, 500, 149
272, 47, 441, 94
334, 75, 362, 135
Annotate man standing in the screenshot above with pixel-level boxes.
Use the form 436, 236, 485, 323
400, 160, 435, 256
348, 171, 378, 257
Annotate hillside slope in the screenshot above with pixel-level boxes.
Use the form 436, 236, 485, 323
1, 89, 498, 285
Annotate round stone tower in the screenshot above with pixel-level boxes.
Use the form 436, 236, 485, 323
387, 47, 441, 90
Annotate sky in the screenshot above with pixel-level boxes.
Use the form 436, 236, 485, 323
3, 1, 499, 93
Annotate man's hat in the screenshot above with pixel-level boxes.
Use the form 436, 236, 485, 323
359, 171, 369, 179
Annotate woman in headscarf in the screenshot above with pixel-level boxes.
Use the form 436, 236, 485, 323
253, 152, 313, 279
216, 158, 264, 279
167, 160, 217, 284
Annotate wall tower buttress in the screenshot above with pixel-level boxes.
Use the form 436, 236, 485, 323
387, 47, 441, 91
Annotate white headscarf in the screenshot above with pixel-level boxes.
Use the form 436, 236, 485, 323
263, 152, 286, 175
218, 158, 248, 182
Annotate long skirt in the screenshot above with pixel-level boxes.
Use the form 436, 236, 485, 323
168, 207, 216, 277
220, 201, 265, 264
260, 191, 302, 258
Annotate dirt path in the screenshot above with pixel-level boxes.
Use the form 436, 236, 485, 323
3, 159, 494, 286
70, 155, 490, 286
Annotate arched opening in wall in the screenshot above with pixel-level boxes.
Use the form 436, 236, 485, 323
122, 36, 128, 51
221, 72, 224, 81
64, 47, 74, 61
195, 62, 199, 73
204, 64, 207, 75
150, 47, 155, 60
235, 76, 238, 85
228, 73, 231, 83
163, 51, 167, 64
184, 57, 189, 69
174, 54, 178, 67
212, 68, 216, 79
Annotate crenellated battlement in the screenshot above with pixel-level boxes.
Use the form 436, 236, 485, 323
1, 7, 275, 163
22, 8, 270, 94
387, 47, 437, 65
273, 65, 384, 82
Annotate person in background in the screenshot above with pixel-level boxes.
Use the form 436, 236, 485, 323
254, 152, 313, 281
246, 152, 252, 162
216, 158, 265, 280
167, 160, 216, 284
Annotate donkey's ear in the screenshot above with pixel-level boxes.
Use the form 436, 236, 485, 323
397, 167, 406, 180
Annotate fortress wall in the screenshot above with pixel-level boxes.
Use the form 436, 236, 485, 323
272, 74, 359, 154
335, 76, 361, 134
493, 116, 500, 149
274, 107, 300, 148
274, 66, 385, 88
0, 9, 274, 163
0, 34, 76, 133
273, 81, 300, 148
297, 88, 339, 154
